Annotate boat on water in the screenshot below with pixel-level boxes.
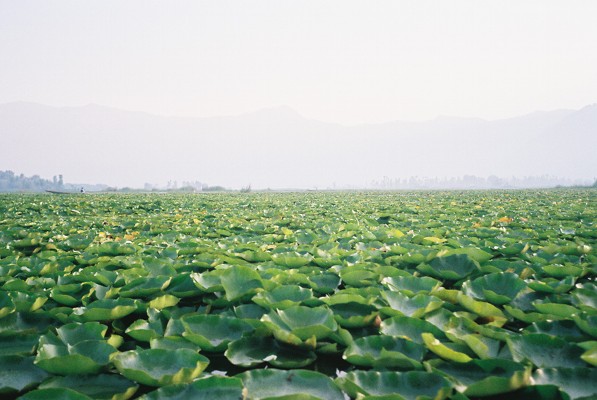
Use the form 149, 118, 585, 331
46, 188, 86, 194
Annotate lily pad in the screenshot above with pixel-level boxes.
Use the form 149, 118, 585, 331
18, 388, 93, 400
422, 333, 473, 363
112, 348, 209, 387
71, 298, 138, 322
428, 359, 531, 397
344, 335, 426, 369
381, 315, 446, 344
39, 373, 138, 400
225, 336, 316, 368
181, 314, 253, 352
271, 252, 313, 268
139, 376, 244, 400
532, 367, 597, 400
462, 272, 526, 305
381, 291, 443, 318
507, 333, 587, 368
573, 312, 597, 338
381, 275, 442, 296
337, 370, 452, 400
0, 355, 49, 394
237, 369, 345, 400
252, 285, 316, 309
261, 305, 338, 347
34, 322, 117, 375
219, 265, 264, 302
0, 291, 16, 319
417, 254, 479, 281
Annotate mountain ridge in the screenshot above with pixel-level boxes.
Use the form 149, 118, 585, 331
1, 101, 595, 189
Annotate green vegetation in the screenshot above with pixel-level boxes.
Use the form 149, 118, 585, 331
0, 190, 595, 399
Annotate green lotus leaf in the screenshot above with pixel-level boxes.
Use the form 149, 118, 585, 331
437, 247, 493, 263
35, 340, 117, 375
527, 276, 576, 294
427, 359, 531, 397
112, 348, 209, 387
225, 336, 316, 368
0, 291, 16, 319
71, 298, 138, 322
456, 292, 506, 320
532, 300, 579, 318
252, 285, 315, 309
237, 369, 345, 400
339, 266, 380, 287
39, 373, 138, 400
573, 312, 597, 338
220, 265, 264, 302
337, 370, 452, 400
381, 315, 446, 344
507, 333, 587, 368
271, 252, 313, 268
381, 275, 442, 296
191, 270, 224, 293
33, 322, 117, 375
328, 302, 378, 328
525, 320, 589, 342
381, 291, 443, 318
417, 254, 480, 281
442, 316, 508, 359
0, 311, 54, 336
572, 287, 597, 312
321, 292, 372, 306
18, 388, 93, 400
261, 305, 338, 345
0, 355, 49, 394
451, 315, 512, 342
119, 276, 172, 298
532, 367, 597, 400
238, 249, 272, 263
88, 242, 137, 257
139, 376, 244, 400
149, 336, 201, 352
126, 318, 164, 342
234, 303, 268, 321
343, 335, 426, 369
542, 264, 585, 278
308, 272, 341, 294
580, 343, 597, 367
0, 334, 39, 356
148, 294, 180, 310
55, 321, 107, 343
462, 272, 526, 305
165, 273, 203, 298
503, 305, 560, 323
8, 291, 47, 312
62, 233, 95, 250
181, 314, 253, 352
422, 333, 473, 363
313, 255, 343, 268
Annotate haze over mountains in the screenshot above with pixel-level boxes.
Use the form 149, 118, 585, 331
1, 102, 595, 189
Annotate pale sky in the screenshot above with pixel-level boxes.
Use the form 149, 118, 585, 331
1, 0, 596, 124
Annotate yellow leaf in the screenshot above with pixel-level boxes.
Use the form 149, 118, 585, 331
424, 236, 446, 244
387, 229, 405, 238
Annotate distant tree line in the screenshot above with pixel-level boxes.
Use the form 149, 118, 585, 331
369, 175, 595, 190
0, 170, 64, 192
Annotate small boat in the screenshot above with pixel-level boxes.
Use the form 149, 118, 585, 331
45, 189, 85, 194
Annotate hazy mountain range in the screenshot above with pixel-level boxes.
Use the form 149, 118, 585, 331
1, 102, 595, 189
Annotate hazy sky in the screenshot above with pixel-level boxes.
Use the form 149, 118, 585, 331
1, 1, 596, 124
